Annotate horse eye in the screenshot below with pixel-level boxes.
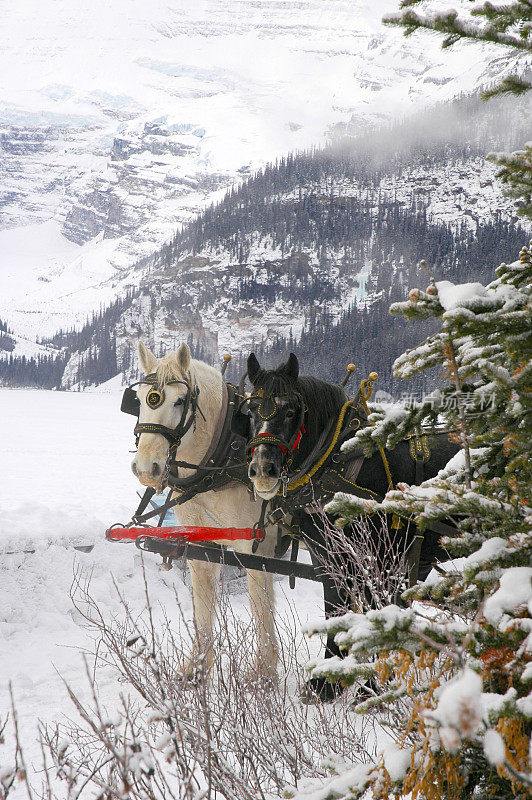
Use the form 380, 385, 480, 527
174, 398, 184, 407
285, 409, 295, 418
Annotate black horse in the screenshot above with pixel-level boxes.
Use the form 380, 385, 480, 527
238, 352, 459, 699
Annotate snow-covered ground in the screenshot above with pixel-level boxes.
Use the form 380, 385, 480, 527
0, 389, 324, 797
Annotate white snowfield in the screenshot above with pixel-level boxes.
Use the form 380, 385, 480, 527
0, 389, 323, 798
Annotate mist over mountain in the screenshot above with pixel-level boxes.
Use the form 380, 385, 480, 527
2, 90, 528, 394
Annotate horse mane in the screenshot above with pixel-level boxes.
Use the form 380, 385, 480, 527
251, 367, 347, 434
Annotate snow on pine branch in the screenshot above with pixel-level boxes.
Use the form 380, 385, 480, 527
383, 4, 532, 51
303, 604, 467, 666
308, 243, 532, 799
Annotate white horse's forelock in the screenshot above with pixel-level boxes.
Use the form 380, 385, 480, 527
154, 353, 187, 385
154, 351, 218, 390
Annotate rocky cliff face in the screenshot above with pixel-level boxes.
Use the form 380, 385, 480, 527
3, 0, 522, 362
54, 131, 528, 389
113, 164, 521, 378
61, 120, 228, 246
0, 124, 96, 231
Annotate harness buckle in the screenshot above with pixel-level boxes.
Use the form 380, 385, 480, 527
266, 506, 286, 525
281, 467, 289, 497
251, 522, 265, 553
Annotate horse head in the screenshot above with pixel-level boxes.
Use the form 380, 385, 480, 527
130, 341, 220, 489
243, 353, 348, 499
241, 352, 305, 499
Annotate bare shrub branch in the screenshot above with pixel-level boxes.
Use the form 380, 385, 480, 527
307, 508, 410, 611
32, 570, 378, 799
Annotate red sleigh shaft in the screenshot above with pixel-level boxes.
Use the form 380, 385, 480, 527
106, 525, 264, 543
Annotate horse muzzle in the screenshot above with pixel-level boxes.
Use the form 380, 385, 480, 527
248, 451, 282, 498
131, 457, 164, 489
252, 480, 280, 500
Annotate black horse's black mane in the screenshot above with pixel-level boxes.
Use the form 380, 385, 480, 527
250, 368, 347, 434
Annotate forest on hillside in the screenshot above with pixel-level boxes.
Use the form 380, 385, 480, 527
1, 93, 529, 390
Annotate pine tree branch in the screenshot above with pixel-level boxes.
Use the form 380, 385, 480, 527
481, 74, 532, 99
383, 8, 532, 51
443, 337, 473, 490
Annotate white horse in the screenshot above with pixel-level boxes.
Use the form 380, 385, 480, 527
131, 341, 278, 680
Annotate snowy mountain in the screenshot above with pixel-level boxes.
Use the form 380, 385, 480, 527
0, 0, 523, 362
2, 91, 530, 391
14, 92, 521, 395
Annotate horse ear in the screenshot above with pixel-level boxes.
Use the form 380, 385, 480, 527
138, 341, 157, 374
247, 353, 261, 384
176, 342, 191, 372
286, 352, 299, 379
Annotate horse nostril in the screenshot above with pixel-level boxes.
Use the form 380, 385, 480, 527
152, 462, 161, 478
249, 464, 257, 478
132, 462, 139, 476
265, 462, 277, 477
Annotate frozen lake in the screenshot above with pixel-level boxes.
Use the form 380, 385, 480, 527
0, 388, 138, 547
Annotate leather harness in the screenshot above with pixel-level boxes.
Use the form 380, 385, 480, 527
122, 374, 458, 582
242, 390, 459, 579
261, 396, 377, 533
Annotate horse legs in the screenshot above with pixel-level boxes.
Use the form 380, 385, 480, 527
186, 559, 221, 679
247, 568, 278, 682
186, 558, 278, 683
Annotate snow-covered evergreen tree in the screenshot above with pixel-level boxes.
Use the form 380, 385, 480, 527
291, 8, 532, 797
384, 0, 532, 222
294, 245, 532, 799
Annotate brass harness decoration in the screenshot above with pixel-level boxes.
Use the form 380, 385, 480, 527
282, 399, 355, 493
408, 432, 431, 462
267, 370, 420, 536
146, 388, 165, 409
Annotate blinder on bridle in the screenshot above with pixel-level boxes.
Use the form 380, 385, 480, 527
146, 387, 165, 409
120, 372, 203, 452
121, 386, 140, 417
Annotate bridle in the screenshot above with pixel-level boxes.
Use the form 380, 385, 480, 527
243, 389, 307, 477
121, 372, 204, 473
